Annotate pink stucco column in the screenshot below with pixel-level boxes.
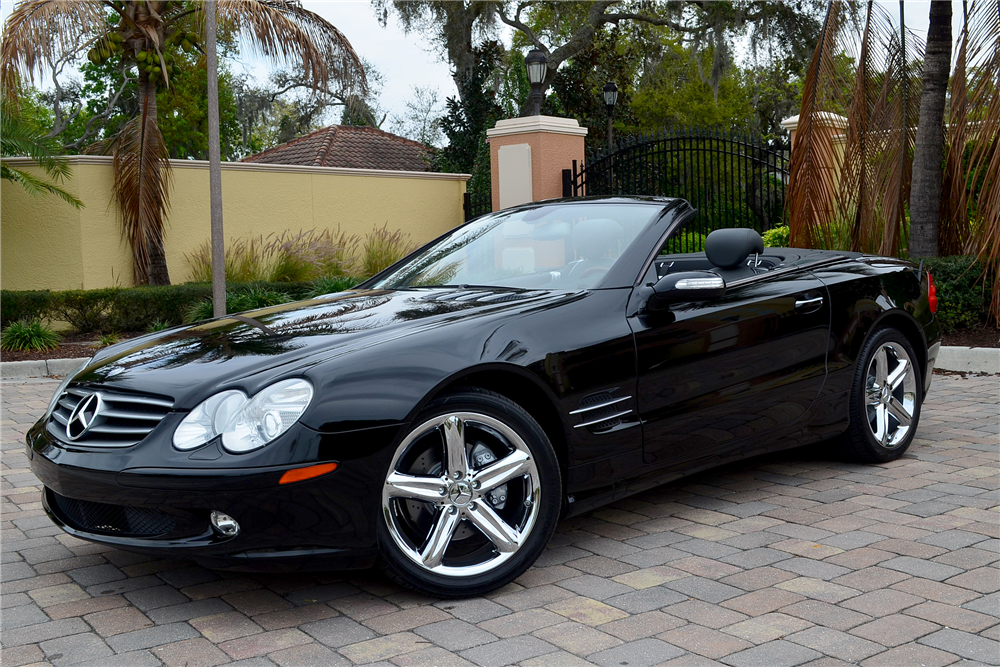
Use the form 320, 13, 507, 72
486, 116, 588, 211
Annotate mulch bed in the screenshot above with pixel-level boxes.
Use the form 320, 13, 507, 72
0, 333, 141, 363
941, 324, 999, 348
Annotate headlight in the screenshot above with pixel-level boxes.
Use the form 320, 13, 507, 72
44, 359, 92, 421
173, 379, 313, 453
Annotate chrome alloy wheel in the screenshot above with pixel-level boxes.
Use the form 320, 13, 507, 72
864, 342, 917, 448
381, 412, 540, 577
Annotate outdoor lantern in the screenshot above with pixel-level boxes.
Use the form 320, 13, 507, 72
603, 81, 619, 150
603, 81, 619, 113
525, 49, 548, 116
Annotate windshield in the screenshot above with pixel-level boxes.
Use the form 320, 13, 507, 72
370, 202, 662, 290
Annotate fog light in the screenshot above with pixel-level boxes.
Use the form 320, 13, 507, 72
210, 511, 240, 537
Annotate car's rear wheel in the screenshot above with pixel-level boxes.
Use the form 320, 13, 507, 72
377, 388, 561, 597
841, 326, 922, 462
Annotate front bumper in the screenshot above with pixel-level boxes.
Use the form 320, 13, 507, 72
27, 419, 403, 572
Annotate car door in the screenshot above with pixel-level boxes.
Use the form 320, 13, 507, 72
628, 268, 831, 469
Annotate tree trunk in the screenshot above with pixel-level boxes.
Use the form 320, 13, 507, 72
142, 74, 171, 286
206, 0, 227, 317
908, 0, 952, 257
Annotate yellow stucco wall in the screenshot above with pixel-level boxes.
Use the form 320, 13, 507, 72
1, 156, 469, 291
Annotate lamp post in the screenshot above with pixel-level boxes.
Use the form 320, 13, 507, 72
525, 49, 548, 116
603, 81, 619, 152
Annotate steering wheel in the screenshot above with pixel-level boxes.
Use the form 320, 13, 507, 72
580, 266, 609, 280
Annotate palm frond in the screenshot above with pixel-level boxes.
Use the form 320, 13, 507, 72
215, 0, 367, 95
940, 0, 973, 255
1, 161, 83, 207
1, 0, 106, 100
787, 2, 851, 249
790, 1, 923, 256
112, 82, 171, 285
960, 0, 1000, 322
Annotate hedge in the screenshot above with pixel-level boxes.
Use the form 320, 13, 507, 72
1, 259, 993, 335
1, 279, 363, 333
923, 256, 995, 334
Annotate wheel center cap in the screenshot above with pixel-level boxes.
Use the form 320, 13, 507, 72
880, 385, 891, 403
448, 481, 473, 506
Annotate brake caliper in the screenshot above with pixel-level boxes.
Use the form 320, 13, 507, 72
471, 442, 506, 510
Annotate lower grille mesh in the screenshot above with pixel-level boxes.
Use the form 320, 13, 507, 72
50, 492, 176, 537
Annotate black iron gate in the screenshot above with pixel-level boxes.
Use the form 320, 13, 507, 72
564, 127, 789, 251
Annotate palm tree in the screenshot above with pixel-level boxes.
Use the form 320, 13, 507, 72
2, 0, 365, 285
909, 0, 953, 257
788, 0, 999, 321
1, 96, 84, 208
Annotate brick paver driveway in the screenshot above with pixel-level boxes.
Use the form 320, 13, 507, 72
2, 373, 998, 667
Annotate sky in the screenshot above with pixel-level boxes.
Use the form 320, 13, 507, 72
0, 1, 974, 124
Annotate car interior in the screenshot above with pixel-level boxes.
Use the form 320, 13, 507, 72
651, 228, 818, 285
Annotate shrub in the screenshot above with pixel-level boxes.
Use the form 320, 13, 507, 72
359, 224, 415, 277
147, 320, 172, 333
98, 332, 121, 347
184, 284, 293, 323
762, 225, 790, 248
309, 275, 365, 297
186, 229, 362, 283
53, 289, 119, 334
923, 256, 995, 333
1, 320, 61, 352
0, 291, 53, 327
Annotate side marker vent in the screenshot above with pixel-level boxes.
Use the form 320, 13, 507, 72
571, 391, 633, 432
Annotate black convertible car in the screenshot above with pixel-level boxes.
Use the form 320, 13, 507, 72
28, 197, 941, 596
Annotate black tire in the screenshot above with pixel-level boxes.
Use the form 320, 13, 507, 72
841, 326, 923, 463
377, 388, 561, 597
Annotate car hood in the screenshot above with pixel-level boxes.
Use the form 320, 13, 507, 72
75, 287, 571, 407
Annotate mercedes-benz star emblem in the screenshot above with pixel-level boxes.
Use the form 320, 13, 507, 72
66, 393, 104, 441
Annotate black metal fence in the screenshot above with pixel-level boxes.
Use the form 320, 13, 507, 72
564, 128, 789, 252
464, 192, 493, 221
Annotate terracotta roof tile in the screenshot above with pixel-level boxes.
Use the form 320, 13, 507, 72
242, 125, 432, 171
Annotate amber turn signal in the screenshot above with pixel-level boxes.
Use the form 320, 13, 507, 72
279, 462, 338, 485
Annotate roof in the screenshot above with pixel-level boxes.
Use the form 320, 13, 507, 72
242, 125, 433, 172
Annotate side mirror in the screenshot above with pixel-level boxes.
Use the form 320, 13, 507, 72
648, 271, 725, 310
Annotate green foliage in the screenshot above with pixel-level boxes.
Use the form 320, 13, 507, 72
147, 319, 172, 333
185, 229, 379, 283
547, 26, 642, 154
1, 320, 61, 352
663, 231, 707, 254
0, 291, 54, 328
184, 285, 293, 323
98, 332, 121, 347
762, 225, 791, 247
632, 40, 754, 133
923, 256, 995, 334
438, 40, 504, 204
359, 225, 415, 277
309, 275, 364, 297
1, 97, 84, 208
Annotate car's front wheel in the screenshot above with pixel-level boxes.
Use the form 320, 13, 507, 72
842, 326, 922, 462
377, 388, 561, 597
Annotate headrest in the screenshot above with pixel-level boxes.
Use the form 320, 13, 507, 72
573, 219, 624, 259
705, 228, 764, 269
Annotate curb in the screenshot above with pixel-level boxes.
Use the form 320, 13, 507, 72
2, 348, 998, 381
936, 346, 1000, 375
1, 357, 89, 381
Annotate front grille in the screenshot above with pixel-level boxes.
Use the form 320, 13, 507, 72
48, 385, 173, 447
50, 491, 176, 537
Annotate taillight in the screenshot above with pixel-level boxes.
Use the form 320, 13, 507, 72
927, 272, 938, 313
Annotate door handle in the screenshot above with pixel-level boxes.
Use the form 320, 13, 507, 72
795, 296, 824, 311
